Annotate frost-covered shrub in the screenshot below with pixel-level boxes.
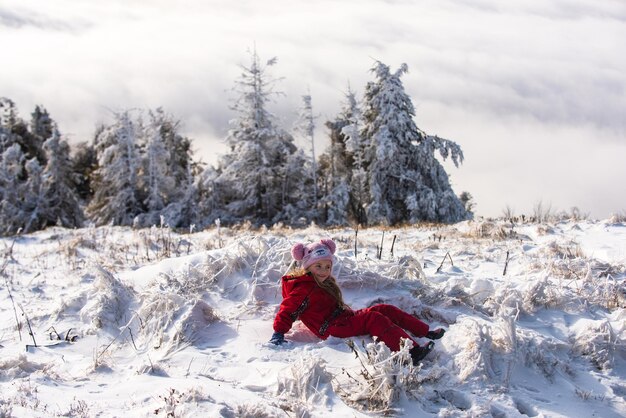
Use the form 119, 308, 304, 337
607, 211, 626, 224
542, 240, 585, 259
570, 318, 621, 370
153, 387, 214, 417
134, 288, 220, 355
276, 356, 333, 407
522, 278, 565, 313
154, 263, 213, 297
483, 285, 518, 317
79, 265, 135, 332
452, 316, 518, 390
274, 355, 336, 417
0, 354, 56, 381
235, 402, 283, 418
0, 379, 44, 415
136, 290, 181, 346
174, 300, 219, 344
62, 399, 90, 418
464, 221, 514, 240
337, 339, 418, 413
536, 224, 555, 235
521, 334, 574, 382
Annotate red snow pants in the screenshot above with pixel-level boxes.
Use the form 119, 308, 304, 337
326, 304, 429, 351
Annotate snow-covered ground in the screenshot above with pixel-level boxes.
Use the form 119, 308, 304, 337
1, 218, 625, 417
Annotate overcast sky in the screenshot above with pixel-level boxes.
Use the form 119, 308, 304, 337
1, 0, 625, 219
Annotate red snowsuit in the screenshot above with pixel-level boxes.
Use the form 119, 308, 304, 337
273, 272, 430, 351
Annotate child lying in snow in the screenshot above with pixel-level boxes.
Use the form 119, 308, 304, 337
270, 239, 444, 365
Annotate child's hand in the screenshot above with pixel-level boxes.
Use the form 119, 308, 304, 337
269, 332, 287, 345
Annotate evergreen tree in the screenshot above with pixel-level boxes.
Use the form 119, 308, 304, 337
459, 191, 475, 217
138, 110, 174, 226
361, 61, 468, 224
0, 97, 18, 132
0, 99, 18, 155
0, 144, 25, 235
215, 48, 300, 225
143, 108, 198, 228
320, 86, 364, 226
40, 127, 84, 229
155, 108, 195, 198
341, 87, 368, 225
86, 111, 143, 226
277, 148, 316, 225
71, 140, 98, 201
30, 106, 54, 141
195, 165, 221, 227
21, 157, 47, 233
0, 100, 82, 234
1, 98, 45, 164
160, 163, 200, 228
294, 93, 318, 212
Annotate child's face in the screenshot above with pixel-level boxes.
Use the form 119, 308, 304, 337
309, 260, 332, 282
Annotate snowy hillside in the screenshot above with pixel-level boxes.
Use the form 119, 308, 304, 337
1, 219, 625, 417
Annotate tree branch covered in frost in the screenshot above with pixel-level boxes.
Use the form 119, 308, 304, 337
423, 134, 465, 168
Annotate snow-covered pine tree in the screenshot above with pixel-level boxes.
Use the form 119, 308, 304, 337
160, 163, 200, 228
86, 111, 143, 226
0, 101, 21, 234
151, 108, 194, 200
361, 61, 468, 224
0, 99, 18, 154
1, 100, 76, 234
319, 86, 365, 226
147, 108, 199, 228
39, 127, 84, 229
71, 140, 98, 202
318, 127, 350, 225
137, 110, 174, 227
0, 97, 18, 134
20, 157, 47, 233
30, 105, 54, 142
0, 144, 25, 235
341, 87, 368, 225
277, 148, 316, 225
294, 93, 319, 212
215, 48, 300, 225
459, 191, 475, 218
195, 165, 220, 227
1, 98, 46, 164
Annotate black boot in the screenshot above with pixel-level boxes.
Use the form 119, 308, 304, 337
426, 328, 445, 340
410, 341, 435, 365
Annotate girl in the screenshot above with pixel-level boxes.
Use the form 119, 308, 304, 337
270, 239, 444, 365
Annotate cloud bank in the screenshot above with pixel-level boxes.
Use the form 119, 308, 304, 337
1, 0, 624, 218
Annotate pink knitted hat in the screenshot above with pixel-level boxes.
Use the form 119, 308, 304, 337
291, 239, 336, 270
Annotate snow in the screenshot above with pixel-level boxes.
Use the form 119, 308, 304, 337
1, 219, 625, 417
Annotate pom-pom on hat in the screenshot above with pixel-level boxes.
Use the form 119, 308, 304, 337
291, 239, 336, 270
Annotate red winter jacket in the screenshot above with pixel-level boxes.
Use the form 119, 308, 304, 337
273, 272, 345, 339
